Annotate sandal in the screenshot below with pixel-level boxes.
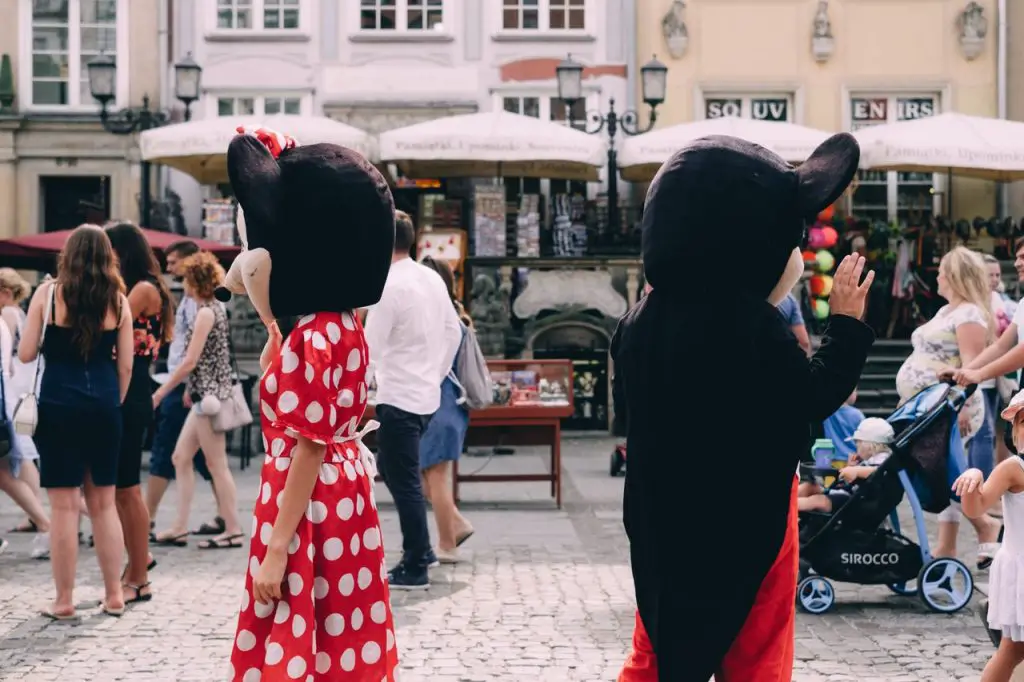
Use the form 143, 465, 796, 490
977, 542, 1000, 570
120, 556, 158, 582
192, 516, 226, 536
197, 533, 244, 550
41, 607, 78, 621
101, 602, 125, 617
11, 519, 37, 533
124, 582, 153, 605
455, 528, 475, 548
153, 532, 190, 547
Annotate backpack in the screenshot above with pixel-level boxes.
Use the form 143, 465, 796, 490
453, 323, 493, 410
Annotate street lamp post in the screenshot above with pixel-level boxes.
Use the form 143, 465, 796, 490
88, 53, 203, 227
556, 54, 667, 236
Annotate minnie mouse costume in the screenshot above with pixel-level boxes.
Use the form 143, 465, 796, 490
220, 126, 399, 682
613, 134, 874, 681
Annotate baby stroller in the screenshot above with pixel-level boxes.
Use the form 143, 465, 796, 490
610, 442, 626, 476
796, 381, 976, 615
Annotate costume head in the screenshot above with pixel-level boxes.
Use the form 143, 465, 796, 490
216, 126, 395, 322
640, 133, 860, 305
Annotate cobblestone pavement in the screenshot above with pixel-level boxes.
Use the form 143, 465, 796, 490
0, 436, 1000, 681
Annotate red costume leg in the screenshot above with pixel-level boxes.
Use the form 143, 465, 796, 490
617, 611, 659, 681
715, 476, 799, 682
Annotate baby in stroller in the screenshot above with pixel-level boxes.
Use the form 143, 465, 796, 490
798, 417, 895, 514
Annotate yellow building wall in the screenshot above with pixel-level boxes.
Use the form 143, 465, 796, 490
636, 0, 998, 218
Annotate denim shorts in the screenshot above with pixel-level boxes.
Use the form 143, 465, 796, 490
149, 383, 212, 481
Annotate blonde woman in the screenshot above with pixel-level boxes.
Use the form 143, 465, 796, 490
896, 246, 1002, 565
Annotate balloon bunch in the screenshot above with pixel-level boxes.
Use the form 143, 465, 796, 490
803, 207, 839, 320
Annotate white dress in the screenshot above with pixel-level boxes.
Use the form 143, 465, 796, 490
988, 456, 1024, 641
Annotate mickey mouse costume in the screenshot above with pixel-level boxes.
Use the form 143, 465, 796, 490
613, 134, 874, 681
220, 127, 399, 681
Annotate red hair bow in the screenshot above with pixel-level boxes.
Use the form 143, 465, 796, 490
235, 125, 297, 160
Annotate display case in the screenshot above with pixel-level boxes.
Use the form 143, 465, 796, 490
483, 359, 574, 418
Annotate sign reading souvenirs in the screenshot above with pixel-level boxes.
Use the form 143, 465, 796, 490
852, 96, 937, 129
705, 97, 790, 121
896, 97, 936, 121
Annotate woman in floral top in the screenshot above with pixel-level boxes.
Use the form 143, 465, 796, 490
895, 246, 1002, 566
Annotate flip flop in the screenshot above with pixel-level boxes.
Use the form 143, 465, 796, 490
192, 517, 226, 536
101, 602, 125, 617
977, 542, 1000, 570
41, 608, 78, 621
124, 582, 153, 605
197, 533, 244, 550
11, 519, 37, 533
455, 529, 474, 548
153, 532, 190, 547
120, 556, 157, 582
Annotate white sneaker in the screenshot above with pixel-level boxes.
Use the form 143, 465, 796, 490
0, 538, 8, 555
31, 532, 50, 560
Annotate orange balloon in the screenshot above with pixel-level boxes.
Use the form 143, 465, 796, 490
802, 249, 817, 263
818, 204, 835, 222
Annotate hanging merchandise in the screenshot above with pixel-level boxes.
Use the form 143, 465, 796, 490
815, 250, 835, 272
516, 194, 541, 257
552, 194, 588, 257
819, 226, 838, 249
472, 185, 507, 256
812, 299, 830, 320
202, 198, 237, 245
809, 274, 834, 297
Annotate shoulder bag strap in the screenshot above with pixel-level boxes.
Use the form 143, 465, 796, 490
28, 283, 55, 397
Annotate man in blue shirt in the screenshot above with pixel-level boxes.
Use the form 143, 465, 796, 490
144, 241, 224, 537
777, 292, 811, 354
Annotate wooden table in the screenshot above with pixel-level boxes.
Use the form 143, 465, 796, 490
362, 403, 573, 508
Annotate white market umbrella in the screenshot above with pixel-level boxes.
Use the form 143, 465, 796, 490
140, 115, 376, 184
617, 116, 832, 182
854, 112, 1024, 182
379, 110, 607, 181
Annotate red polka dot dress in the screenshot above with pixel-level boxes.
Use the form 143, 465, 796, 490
230, 312, 398, 682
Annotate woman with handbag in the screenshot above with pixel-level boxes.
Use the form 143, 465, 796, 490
17, 225, 134, 619
106, 222, 174, 602
151, 252, 243, 550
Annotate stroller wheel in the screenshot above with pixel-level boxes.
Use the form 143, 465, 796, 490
886, 580, 918, 596
917, 557, 974, 614
796, 575, 835, 615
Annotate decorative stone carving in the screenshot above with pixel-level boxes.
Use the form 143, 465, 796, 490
469, 269, 512, 357
513, 270, 628, 319
523, 307, 616, 357
957, 1, 987, 61
811, 1, 834, 63
661, 1, 689, 60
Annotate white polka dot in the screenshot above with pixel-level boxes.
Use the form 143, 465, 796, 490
363, 527, 381, 551
356, 494, 366, 516
359, 382, 367, 403
248, 556, 260, 578
304, 362, 314, 383
370, 601, 387, 624
380, 560, 387, 582
340, 648, 356, 672
254, 598, 274, 619
311, 331, 327, 350
341, 312, 356, 330
313, 576, 329, 599
286, 656, 306, 680
332, 367, 343, 388
240, 589, 250, 613
357, 567, 372, 590
278, 391, 299, 414
343, 461, 357, 481
261, 400, 277, 422
370, 488, 377, 510
326, 322, 341, 344
274, 600, 290, 624
321, 368, 331, 389
361, 641, 382, 665
259, 522, 273, 545
346, 348, 361, 371
260, 482, 272, 504
277, 490, 286, 507
307, 500, 328, 524
323, 537, 344, 561
324, 613, 345, 636
315, 651, 331, 674
265, 642, 284, 665
274, 457, 290, 472
329, 405, 337, 426
307, 542, 314, 561
302, 330, 311, 342
236, 629, 256, 651
264, 373, 278, 394
347, 416, 359, 434
298, 314, 315, 327
287, 573, 303, 596
287, 533, 300, 554
354, 459, 365, 477
338, 573, 355, 596
305, 401, 324, 423
386, 629, 395, 651
291, 614, 307, 638
349, 533, 361, 556
337, 497, 354, 520
281, 346, 300, 374
337, 389, 354, 407
319, 464, 339, 485
243, 669, 262, 682
351, 607, 364, 631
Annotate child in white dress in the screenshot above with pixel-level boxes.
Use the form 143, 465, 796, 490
954, 443, 1024, 680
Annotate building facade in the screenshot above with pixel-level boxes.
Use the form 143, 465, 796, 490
636, 0, 1001, 222
170, 0, 633, 228
0, 0, 165, 238
1007, 0, 1024, 218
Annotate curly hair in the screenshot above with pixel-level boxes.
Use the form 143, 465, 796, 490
57, 224, 126, 358
180, 252, 225, 300
0, 268, 30, 303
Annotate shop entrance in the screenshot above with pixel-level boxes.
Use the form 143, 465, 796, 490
531, 323, 610, 431
40, 176, 111, 232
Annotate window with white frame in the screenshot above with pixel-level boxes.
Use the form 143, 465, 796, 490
360, 0, 443, 30
500, 94, 590, 201
502, 0, 585, 31
217, 0, 300, 30
849, 94, 939, 225
701, 94, 793, 122
216, 95, 303, 117
28, 0, 121, 107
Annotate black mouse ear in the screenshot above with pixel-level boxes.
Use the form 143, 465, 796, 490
796, 133, 860, 220
227, 134, 282, 248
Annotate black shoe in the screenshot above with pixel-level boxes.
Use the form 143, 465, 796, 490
978, 599, 1003, 648
387, 563, 429, 591
426, 548, 440, 569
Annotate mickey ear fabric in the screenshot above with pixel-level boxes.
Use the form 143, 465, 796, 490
227, 134, 283, 244
795, 133, 861, 220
